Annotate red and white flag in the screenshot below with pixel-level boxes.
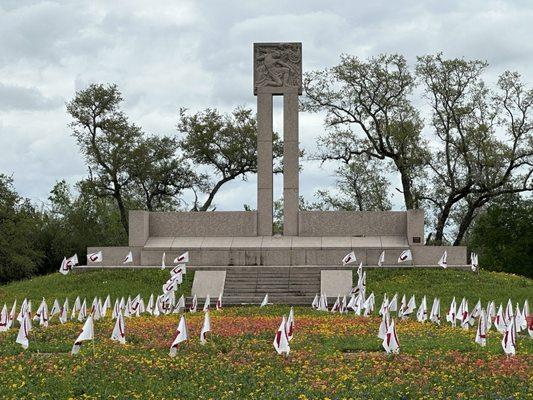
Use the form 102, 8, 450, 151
501, 318, 516, 356
87, 251, 103, 263
169, 315, 188, 357
71, 315, 94, 354
378, 311, 390, 340
397, 249, 412, 263
216, 293, 223, 310
59, 257, 70, 275
273, 316, 290, 355
203, 295, 211, 312
189, 295, 197, 313
475, 309, 487, 347
342, 251, 356, 265
0, 304, 8, 332
16, 313, 30, 349
111, 311, 126, 344
382, 318, 400, 354
446, 297, 457, 327
59, 298, 69, 324
200, 311, 211, 345
311, 294, 319, 309
471, 252, 479, 272
286, 307, 295, 341
174, 252, 189, 264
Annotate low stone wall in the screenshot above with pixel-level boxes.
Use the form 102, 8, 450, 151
299, 211, 408, 237
149, 211, 258, 237
412, 246, 467, 266
86, 246, 142, 266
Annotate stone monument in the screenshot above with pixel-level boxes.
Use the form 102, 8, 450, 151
254, 42, 302, 236
87, 43, 468, 304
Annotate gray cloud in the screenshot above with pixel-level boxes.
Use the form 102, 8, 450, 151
0, 83, 61, 110
0, 0, 531, 210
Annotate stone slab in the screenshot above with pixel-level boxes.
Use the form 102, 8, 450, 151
321, 270, 353, 297
129, 211, 149, 247
144, 237, 174, 249
191, 271, 226, 297
171, 237, 205, 248
380, 236, 409, 247
149, 211, 257, 237
299, 211, 407, 237
201, 236, 234, 249
351, 236, 382, 248
261, 236, 293, 249
321, 236, 352, 248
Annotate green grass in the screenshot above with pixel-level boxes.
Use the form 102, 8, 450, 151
0, 267, 529, 310
0, 268, 193, 305
0, 268, 531, 399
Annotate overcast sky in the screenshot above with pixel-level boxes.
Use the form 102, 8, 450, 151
1, 0, 532, 211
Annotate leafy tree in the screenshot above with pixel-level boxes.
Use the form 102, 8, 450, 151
178, 107, 283, 211
469, 195, 533, 278
302, 54, 428, 210
315, 157, 391, 211
35, 180, 128, 276
0, 174, 42, 282
67, 84, 142, 233
67, 84, 201, 231
417, 55, 533, 245
130, 135, 202, 211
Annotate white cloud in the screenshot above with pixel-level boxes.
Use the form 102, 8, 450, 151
0, 0, 531, 210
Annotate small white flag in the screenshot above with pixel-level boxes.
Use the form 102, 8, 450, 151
16, 314, 30, 349
189, 295, 197, 313
378, 251, 385, 267
59, 257, 70, 275
123, 251, 133, 264
501, 318, 516, 355
161, 252, 166, 270
382, 318, 400, 354
71, 315, 94, 354
174, 251, 189, 264
471, 252, 479, 271
342, 251, 357, 265
260, 294, 269, 308
216, 293, 223, 310
475, 309, 487, 347
200, 311, 211, 345
111, 311, 126, 344
87, 251, 103, 263
438, 251, 447, 268
169, 316, 188, 357
286, 307, 295, 341
203, 295, 211, 312
398, 249, 412, 263
273, 315, 290, 355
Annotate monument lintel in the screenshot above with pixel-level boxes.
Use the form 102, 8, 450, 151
253, 42, 302, 96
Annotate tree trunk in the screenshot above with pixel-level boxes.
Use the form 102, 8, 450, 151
199, 177, 233, 212
398, 165, 415, 210
113, 186, 129, 234
434, 200, 454, 245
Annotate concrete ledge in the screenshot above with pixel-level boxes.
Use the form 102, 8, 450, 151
191, 271, 226, 297
412, 246, 467, 265
321, 270, 353, 297
87, 246, 142, 266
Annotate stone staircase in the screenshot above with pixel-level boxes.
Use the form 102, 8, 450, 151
221, 266, 321, 305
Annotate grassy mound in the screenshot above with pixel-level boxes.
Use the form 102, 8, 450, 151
0, 268, 531, 399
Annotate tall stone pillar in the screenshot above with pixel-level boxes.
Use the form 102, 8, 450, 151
283, 91, 299, 235
254, 42, 302, 237
256, 92, 273, 236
